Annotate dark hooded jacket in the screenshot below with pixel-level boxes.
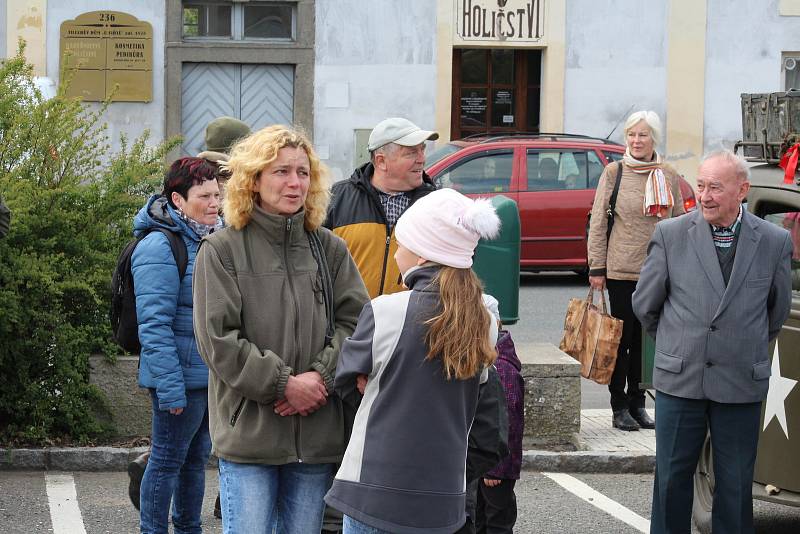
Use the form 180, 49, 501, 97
324, 162, 436, 298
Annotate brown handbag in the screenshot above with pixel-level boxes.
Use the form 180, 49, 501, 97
559, 288, 624, 385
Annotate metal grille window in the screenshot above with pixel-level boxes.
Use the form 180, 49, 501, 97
182, 1, 296, 41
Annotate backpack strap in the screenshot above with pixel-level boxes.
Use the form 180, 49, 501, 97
307, 229, 335, 347
146, 228, 188, 280
605, 162, 623, 241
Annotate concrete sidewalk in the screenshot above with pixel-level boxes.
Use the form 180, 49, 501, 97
522, 409, 656, 474
0, 409, 657, 474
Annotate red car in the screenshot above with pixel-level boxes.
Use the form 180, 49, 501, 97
425, 133, 697, 273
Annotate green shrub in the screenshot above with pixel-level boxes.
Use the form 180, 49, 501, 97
0, 45, 179, 445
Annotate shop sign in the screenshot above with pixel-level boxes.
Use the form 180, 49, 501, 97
60, 11, 152, 102
456, 0, 544, 43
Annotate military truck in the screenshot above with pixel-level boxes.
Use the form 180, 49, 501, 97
691, 91, 800, 533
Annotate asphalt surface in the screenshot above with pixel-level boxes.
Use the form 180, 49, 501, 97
507, 272, 654, 411
3, 470, 800, 533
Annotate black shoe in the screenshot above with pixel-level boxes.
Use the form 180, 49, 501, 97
612, 409, 640, 431
629, 407, 655, 429
127, 451, 149, 511
214, 493, 222, 519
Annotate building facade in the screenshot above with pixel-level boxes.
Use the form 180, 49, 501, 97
3, 0, 800, 179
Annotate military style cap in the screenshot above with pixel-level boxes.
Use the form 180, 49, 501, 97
204, 116, 251, 154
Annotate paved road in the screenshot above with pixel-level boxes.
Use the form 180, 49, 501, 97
3, 469, 799, 533
506, 272, 654, 412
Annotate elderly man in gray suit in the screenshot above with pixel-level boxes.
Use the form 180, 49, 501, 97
633, 150, 793, 534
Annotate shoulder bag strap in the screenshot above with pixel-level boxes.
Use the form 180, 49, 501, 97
307, 230, 335, 347
606, 163, 623, 241
143, 228, 188, 280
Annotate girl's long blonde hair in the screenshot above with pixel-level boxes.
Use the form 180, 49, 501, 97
222, 125, 330, 230
425, 266, 497, 380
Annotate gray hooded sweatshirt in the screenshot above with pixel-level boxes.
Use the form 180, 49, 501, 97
325, 265, 495, 534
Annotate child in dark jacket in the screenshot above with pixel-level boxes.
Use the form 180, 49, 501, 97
476, 329, 524, 533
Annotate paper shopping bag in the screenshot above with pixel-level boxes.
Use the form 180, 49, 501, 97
559, 288, 623, 385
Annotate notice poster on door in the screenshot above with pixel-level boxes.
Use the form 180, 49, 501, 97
461, 90, 488, 127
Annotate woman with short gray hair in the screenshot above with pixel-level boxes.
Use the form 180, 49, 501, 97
587, 110, 685, 432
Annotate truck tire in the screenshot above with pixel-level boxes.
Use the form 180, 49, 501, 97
692, 435, 713, 534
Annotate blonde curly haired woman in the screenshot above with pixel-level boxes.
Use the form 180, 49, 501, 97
192, 125, 368, 534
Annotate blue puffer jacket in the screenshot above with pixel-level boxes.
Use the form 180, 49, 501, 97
132, 194, 209, 410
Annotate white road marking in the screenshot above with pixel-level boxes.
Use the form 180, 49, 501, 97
543, 472, 651, 533
45, 473, 87, 534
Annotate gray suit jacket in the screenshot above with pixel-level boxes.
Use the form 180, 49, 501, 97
632, 209, 793, 403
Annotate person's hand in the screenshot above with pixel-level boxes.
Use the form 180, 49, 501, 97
273, 399, 299, 416
483, 478, 502, 487
356, 374, 368, 395
275, 371, 328, 416
169, 407, 184, 415
589, 275, 606, 290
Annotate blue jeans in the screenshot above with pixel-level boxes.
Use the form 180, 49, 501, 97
140, 388, 211, 534
218, 459, 334, 534
343, 515, 392, 534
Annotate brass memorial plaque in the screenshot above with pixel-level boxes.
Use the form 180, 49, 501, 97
60, 11, 153, 102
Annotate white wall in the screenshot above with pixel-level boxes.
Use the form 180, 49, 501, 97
46, 0, 166, 154
704, 0, 800, 151
563, 0, 669, 146
314, 0, 438, 181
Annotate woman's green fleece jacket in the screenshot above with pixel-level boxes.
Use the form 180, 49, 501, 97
193, 205, 369, 465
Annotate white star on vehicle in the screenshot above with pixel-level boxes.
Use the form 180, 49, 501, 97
762, 343, 798, 439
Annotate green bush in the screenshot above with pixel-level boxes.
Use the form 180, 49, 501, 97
0, 46, 179, 445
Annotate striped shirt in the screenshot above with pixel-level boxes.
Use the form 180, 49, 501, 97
711, 205, 743, 248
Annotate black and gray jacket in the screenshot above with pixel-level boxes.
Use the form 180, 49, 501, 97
324, 264, 497, 534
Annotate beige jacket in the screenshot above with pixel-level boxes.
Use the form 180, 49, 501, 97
587, 161, 685, 281
193, 206, 369, 465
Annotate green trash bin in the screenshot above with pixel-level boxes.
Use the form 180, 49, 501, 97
472, 195, 520, 325
641, 329, 655, 390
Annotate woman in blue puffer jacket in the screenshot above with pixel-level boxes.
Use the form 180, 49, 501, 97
132, 157, 222, 534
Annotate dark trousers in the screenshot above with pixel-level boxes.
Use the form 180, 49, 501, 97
475, 479, 517, 534
651, 392, 761, 534
606, 279, 645, 411
453, 479, 480, 534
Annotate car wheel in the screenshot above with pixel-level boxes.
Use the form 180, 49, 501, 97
692, 434, 713, 534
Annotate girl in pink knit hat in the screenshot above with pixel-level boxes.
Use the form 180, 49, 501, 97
325, 188, 503, 534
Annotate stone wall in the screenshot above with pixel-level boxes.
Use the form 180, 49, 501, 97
90, 355, 150, 438
517, 342, 581, 448
91, 344, 583, 448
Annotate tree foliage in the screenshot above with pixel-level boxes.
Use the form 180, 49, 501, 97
0, 45, 180, 445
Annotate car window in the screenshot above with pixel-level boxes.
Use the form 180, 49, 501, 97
762, 207, 800, 293
435, 151, 513, 194
425, 143, 462, 168
527, 150, 591, 191
588, 151, 604, 188
603, 151, 624, 163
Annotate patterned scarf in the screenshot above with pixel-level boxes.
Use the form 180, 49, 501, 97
175, 207, 225, 237
623, 148, 674, 218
